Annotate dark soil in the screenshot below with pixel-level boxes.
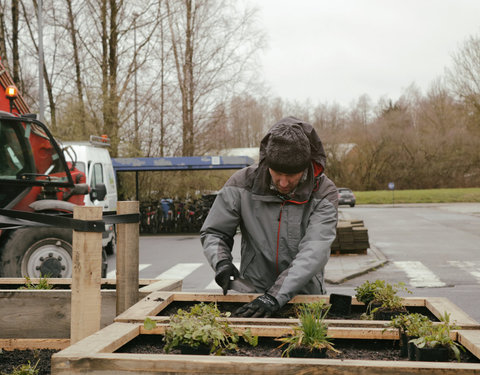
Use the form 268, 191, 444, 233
157, 301, 439, 321
117, 335, 479, 363
0, 349, 58, 375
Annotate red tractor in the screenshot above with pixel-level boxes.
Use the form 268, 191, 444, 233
0, 59, 107, 277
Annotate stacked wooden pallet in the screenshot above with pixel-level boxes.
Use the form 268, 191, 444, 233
331, 219, 370, 255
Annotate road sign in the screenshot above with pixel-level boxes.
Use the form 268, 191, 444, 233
388, 182, 395, 190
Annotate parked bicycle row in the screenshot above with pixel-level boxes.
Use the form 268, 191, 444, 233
139, 194, 217, 234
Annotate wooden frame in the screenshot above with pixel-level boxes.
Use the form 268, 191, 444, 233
51, 321, 480, 375
114, 291, 480, 329
0, 278, 182, 342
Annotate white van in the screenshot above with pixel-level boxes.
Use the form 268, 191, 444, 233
62, 136, 118, 254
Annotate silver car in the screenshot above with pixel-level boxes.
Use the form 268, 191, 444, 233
338, 188, 356, 207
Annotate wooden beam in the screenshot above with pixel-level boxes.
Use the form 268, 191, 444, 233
115, 293, 480, 329
115, 291, 175, 321
116, 201, 140, 315
138, 279, 182, 293
139, 324, 400, 340
51, 322, 480, 375
0, 280, 182, 340
70, 206, 103, 344
458, 330, 480, 360
54, 323, 140, 358
0, 339, 69, 350
0, 278, 165, 288
426, 297, 479, 326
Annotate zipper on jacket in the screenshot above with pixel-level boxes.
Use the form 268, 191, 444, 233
276, 201, 286, 275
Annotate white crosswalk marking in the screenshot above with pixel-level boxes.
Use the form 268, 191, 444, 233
448, 261, 480, 283
394, 261, 446, 287
155, 263, 203, 280
205, 262, 241, 290
106, 263, 151, 279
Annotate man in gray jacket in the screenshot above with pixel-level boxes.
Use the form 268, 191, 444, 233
201, 116, 338, 317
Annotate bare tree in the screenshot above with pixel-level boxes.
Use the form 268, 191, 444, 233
166, 0, 265, 156
11, 0, 19, 84
65, 0, 86, 137
0, 4, 9, 69
446, 34, 480, 127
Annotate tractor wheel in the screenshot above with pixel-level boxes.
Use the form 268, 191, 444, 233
0, 227, 73, 278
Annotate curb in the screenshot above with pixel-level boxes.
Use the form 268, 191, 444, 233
325, 245, 388, 285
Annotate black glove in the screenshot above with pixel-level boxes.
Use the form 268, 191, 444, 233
234, 293, 280, 318
215, 260, 239, 295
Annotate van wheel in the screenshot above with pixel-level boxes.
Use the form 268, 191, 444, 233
0, 227, 73, 277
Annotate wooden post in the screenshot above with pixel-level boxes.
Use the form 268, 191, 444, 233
71, 206, 103, 344
116, 201, 140, 315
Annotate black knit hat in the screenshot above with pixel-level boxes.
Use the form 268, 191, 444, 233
265, 123, 311, 174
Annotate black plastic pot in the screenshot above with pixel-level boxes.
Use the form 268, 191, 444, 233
414, 345, 450, 362
329, 293, 352, 316
178, 344, 211, 355
407, 336, 419, 361
373, 306, 407, 321
399, 332, 408, 357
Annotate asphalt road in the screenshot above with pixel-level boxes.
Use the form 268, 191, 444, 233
106, 202, 480, 322
332, 203, 480, 322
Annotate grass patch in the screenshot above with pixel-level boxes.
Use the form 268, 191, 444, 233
355, 188, 480, 205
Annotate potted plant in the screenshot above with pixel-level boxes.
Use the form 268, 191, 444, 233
386, 313, 431, 357
355, 280, 410, 320
409, 312, 465, 362
276, 302, 339, 358
144, 302, 257, 355
354, 279, 384, 306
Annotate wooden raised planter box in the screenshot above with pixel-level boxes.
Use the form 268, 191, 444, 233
114, 291, 480, 330
0, 278, 182, 348
51, 321, 480, 375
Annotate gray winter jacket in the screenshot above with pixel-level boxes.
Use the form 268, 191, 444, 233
201, 117, 338, 307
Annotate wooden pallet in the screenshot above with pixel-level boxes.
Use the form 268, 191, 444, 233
51, 321, 480, 375
331, 220, 370, 254
114, 292, 480, 330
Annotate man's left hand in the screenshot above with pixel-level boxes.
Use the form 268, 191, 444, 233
233, 293, 280, 318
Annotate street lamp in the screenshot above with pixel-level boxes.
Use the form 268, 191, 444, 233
133, 13, 139, 154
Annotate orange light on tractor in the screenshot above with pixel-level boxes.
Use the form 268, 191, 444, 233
5, 85, 18, 113
5, 85, 18, 99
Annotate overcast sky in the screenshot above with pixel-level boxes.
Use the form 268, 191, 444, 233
254, 0, 480, 107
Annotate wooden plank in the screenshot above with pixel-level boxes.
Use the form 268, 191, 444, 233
54, 322, 140, 358
426, 297, 480, 327
0, 281, 181, 339
0, 338, 69, 350
51, 321, 480, 375
116, 201, 140, 315
139, 324, 399, 341
114, 293, 454, 331
149, 292, 428, 307
138, 279, 182, 293
115, 291, 176, 321
71, 206, 103, 344
458, 330, 480, 360
0, 278, 159, 287
51, 353, 480, 375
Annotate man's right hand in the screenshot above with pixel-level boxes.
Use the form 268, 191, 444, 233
215, 260, 239, 295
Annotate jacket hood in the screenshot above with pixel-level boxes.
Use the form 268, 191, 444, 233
259, 116, 327, 172
252, 117, 327, 202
